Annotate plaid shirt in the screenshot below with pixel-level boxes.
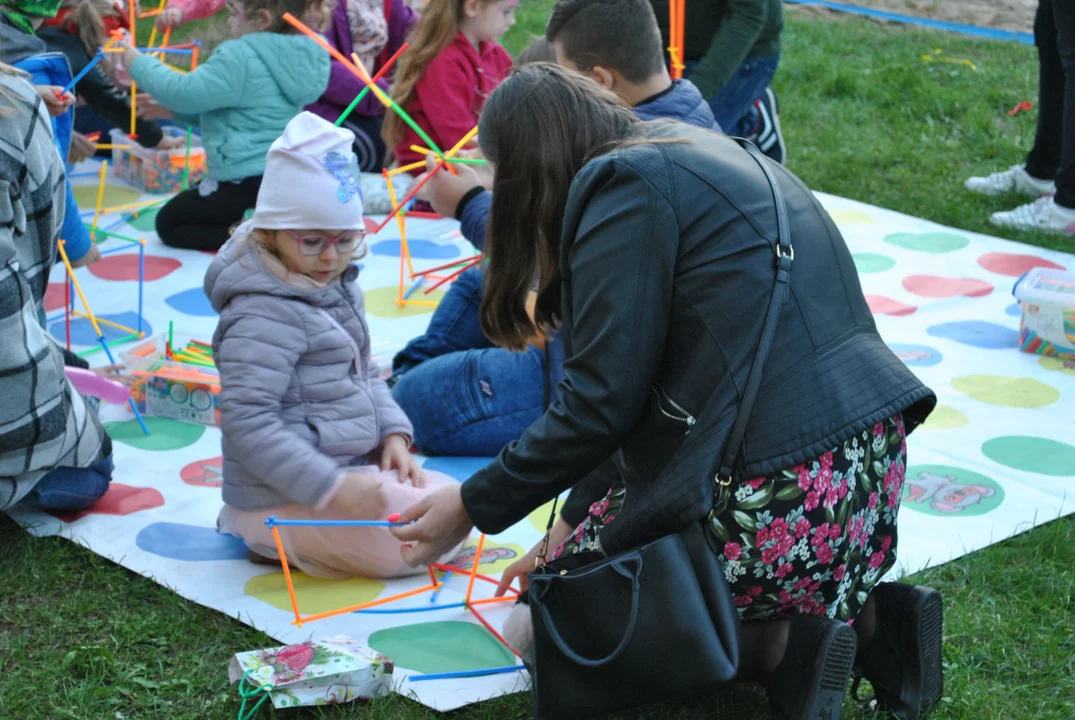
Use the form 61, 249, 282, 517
0, 69, 106, 509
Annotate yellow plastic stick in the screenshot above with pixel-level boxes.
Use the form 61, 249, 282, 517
101, 198, 165, 214
56, 242, 103, 338
271, 526, 303, 627
465, 533, 486, 606
386, 160, 426, 177
91, 160, 108, 240
129, 81, 137, 137
146, 0, 166, 50
94, 144, 132, 150
72, 310, 138, 335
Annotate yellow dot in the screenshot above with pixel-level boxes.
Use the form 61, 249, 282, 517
828, 209, 874, 225
952, 375, 1059, 408
921, 405, 969, 430
73, 184, 141, 210
244, 571, 385, 615
363, 285, 446, 318
1039, 356, 1075, 377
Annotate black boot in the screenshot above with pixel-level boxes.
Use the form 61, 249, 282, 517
853, 583, 944, 719
764, 614, 858, 720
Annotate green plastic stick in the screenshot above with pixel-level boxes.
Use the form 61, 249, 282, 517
168, 320, 173, 350
76, 332, 140, 357
334, 85, 372, 128
445, 157, 487, 165
81, 226, 141, 243
389, 99, 446, 158
182, 126, 192, 190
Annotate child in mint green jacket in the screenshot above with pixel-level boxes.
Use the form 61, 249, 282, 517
119, 0, 330, 252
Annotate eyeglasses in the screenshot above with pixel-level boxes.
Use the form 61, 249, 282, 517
284, 230, 365, 256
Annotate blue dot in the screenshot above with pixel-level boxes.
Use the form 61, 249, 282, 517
135, 522, 249, 561
164, 287, 217, 317
887, 343, 944, 368
49, 312, 152, 346
926, 321, 1019, 349
1005, 302, 1022, 317
371, 240, 461, 260
422, 456, 493, 482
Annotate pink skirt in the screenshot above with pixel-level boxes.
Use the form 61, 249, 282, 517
218, 466, 466, 579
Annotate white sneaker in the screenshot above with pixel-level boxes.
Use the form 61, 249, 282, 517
965, 165, 1055, 197
990, 196, 1075, 235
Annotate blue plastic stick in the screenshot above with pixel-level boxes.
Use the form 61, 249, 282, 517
103, 216, 128, 232
264, 516, 408, 528
354, 602, 466, 615
137, 241, 144, 334
59, 52, 104, 95
430, 571, 452, 602
68, 171, 100, 179
99, 245, 131, 257
403, 277, 424, 300
98, 336, 149, 435
409, 665, 526, 682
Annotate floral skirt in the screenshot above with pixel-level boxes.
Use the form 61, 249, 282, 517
550, 414, 907, 623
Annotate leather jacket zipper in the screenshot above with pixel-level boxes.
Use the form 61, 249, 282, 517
653, 385, 696, 435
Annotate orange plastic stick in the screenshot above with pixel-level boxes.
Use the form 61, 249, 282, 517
431, 562, 512, 590
468, 595, 519, 606
271, 526, 303, 626
464, 533, 486, 606
297, 583, 438, 624
469, 604, 520, 657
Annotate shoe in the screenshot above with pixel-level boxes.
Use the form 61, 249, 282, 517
763, 614, 858, 720
751, 87, 787, 165
852, 583, 944, 720
989, 196, 1075, 235
964, 165, 1055, 197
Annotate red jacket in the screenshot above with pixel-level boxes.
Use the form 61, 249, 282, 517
393, 32, 512, 169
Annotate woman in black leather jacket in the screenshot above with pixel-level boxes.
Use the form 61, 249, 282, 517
393, 65, 941, 720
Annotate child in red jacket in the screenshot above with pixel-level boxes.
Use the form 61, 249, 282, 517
382, 0, 514, 170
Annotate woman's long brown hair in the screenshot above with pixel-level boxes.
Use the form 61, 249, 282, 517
477, 63, 638, 351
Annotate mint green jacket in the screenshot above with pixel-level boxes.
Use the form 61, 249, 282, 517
130, 33, 330, 181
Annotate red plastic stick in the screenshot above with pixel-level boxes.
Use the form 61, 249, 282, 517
424, 256, 482, 294
411, 254, 483, 278
469, 604, 520, 657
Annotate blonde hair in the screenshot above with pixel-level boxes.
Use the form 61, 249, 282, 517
382, 0, 499, 152
0, 63, 28, 118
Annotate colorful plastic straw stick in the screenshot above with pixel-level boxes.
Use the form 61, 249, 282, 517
91, 161, 107, 238
146, 0, 166, 50
430, 570, 452, 602
382, 170, 414, 304
469, 603, 520, 656
101, 198, 168, 214
101, 46, 195, 54
412, 254, 483, 278
335, 42, 407, 127
409, 146, 488, 165
354, 602, 466, 615
82, 226, 140, 243
431, 562, 517, 593
137, 239, 144, 334
465, 533, 486, 606
72, 311, 139, 335
64, 263, 71, 350
76, 332, 139, 358
94, 144, 132, 150
425, 256, 482, 295
129, 81, 137, 137
297, 583, 438, 624
59, 51, 104, 96
410, 665, 525, 682
466, 595, 519, 607
271, 525, 303, 626
386, 160, 426, 176
264, 518, 407, 527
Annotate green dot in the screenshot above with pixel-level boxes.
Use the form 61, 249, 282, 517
852, 253, 897, 273
369, 621, 515, 673
883, 232, 969, 254
126, 207, 160, 231
104, 416, 205, 451
981, 436, 1075, 476
903, 465, 1004, 517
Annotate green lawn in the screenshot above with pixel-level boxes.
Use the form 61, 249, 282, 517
2, 9, 1073, 720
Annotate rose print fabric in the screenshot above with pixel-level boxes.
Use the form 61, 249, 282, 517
550, 414, 907, 624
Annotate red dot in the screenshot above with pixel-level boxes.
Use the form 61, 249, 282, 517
902, 275, 994, 299
88, 255, 182, 282
364, 217, 379, 234
977, 252, 1065, 277
865, 295, 917, 316
180, 456, 223, 488
50, 483, 164, 522
43, 282, 67, 312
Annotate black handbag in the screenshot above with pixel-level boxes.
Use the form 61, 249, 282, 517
525, 141, 794, 719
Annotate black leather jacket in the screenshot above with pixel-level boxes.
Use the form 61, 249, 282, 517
461, 122, 935, 555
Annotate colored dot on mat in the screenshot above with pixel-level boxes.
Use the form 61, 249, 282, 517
50, 483, 165, 523
976, 252, 1065, 277
421, 456, 491, 482
126, 207, 160, 232
920, 405, 968, 430
902, 275, 993, 299
529, 499, 557, 533
865, 295, 917, 317
882, 231, 969, 254
981, 436, 1075, 476
244, 571, 385, 614
136, 522, 249, 561
88, 254, 181, 282
43, 282, 66, 312
72, 184, 141, 210
370, 240, 461, 260
364, 217, 379, 234
104, 416, 205, 451
1039, 356, 1075, 377
901, 465, 1004, 517
1006, 302, 1022, 317
926, 321, 1019, 349
886, 343, 944, 368
369, 621, 516, 674
852, 253, 896, 274
951, 375, 1059, 408
827, 209, 873, 225
49, 312, 152, 346
180, 456, 223, 487
164, 287, 217, 317
363, 286, 446, 318
444, 540, 525, 575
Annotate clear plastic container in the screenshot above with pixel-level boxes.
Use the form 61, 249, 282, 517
122, 333, 220, 426
1012, 267, 1075, 362
109, 126, 206, 194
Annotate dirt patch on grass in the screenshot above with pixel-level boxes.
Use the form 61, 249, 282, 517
789, 0, 1037, 35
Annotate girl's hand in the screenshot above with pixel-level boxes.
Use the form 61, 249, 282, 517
330, 472, 388, 519
495, 517, 573, 596
137, 95, 174, 120
37, 86, 74, 117
155, 7, 184, 30
69, 244, 101, 269
380, 434, 425, 487
115, 36, 140, 69
92, 364, 136, 388
390, 484, 472, 567
68, 132, 96, 164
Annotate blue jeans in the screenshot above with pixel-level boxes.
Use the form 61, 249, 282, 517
391, 267, 546, 456
26, 454, 114, 511
686, 54, 780, 137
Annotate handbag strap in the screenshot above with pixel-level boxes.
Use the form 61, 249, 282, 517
715, 141, 793, 486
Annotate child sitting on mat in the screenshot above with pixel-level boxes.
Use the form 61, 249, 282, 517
116, 0, 330, 252
382, 0, 514, 171
206, 112, 460, 579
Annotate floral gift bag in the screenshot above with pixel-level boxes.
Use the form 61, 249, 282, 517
228, 636, 394, 709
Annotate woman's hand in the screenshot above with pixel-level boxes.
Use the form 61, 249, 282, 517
419, 154, 485, 217
36, 86, 74, 117
156, 133, 185, 150
495, 517, 574, 596
154, 6, 184, 30
92, 363, 136, 388
390, 484, 472, 567
68, 132, 96, 164
330, 472, 388, 519
380, 434, 425, 487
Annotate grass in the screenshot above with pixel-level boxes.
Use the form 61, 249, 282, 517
3, 8, 1073, 720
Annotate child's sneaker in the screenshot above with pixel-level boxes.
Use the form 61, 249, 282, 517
964, 165, 1055, 197
751, 87, 787, 165
990, 196, 1075, 235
